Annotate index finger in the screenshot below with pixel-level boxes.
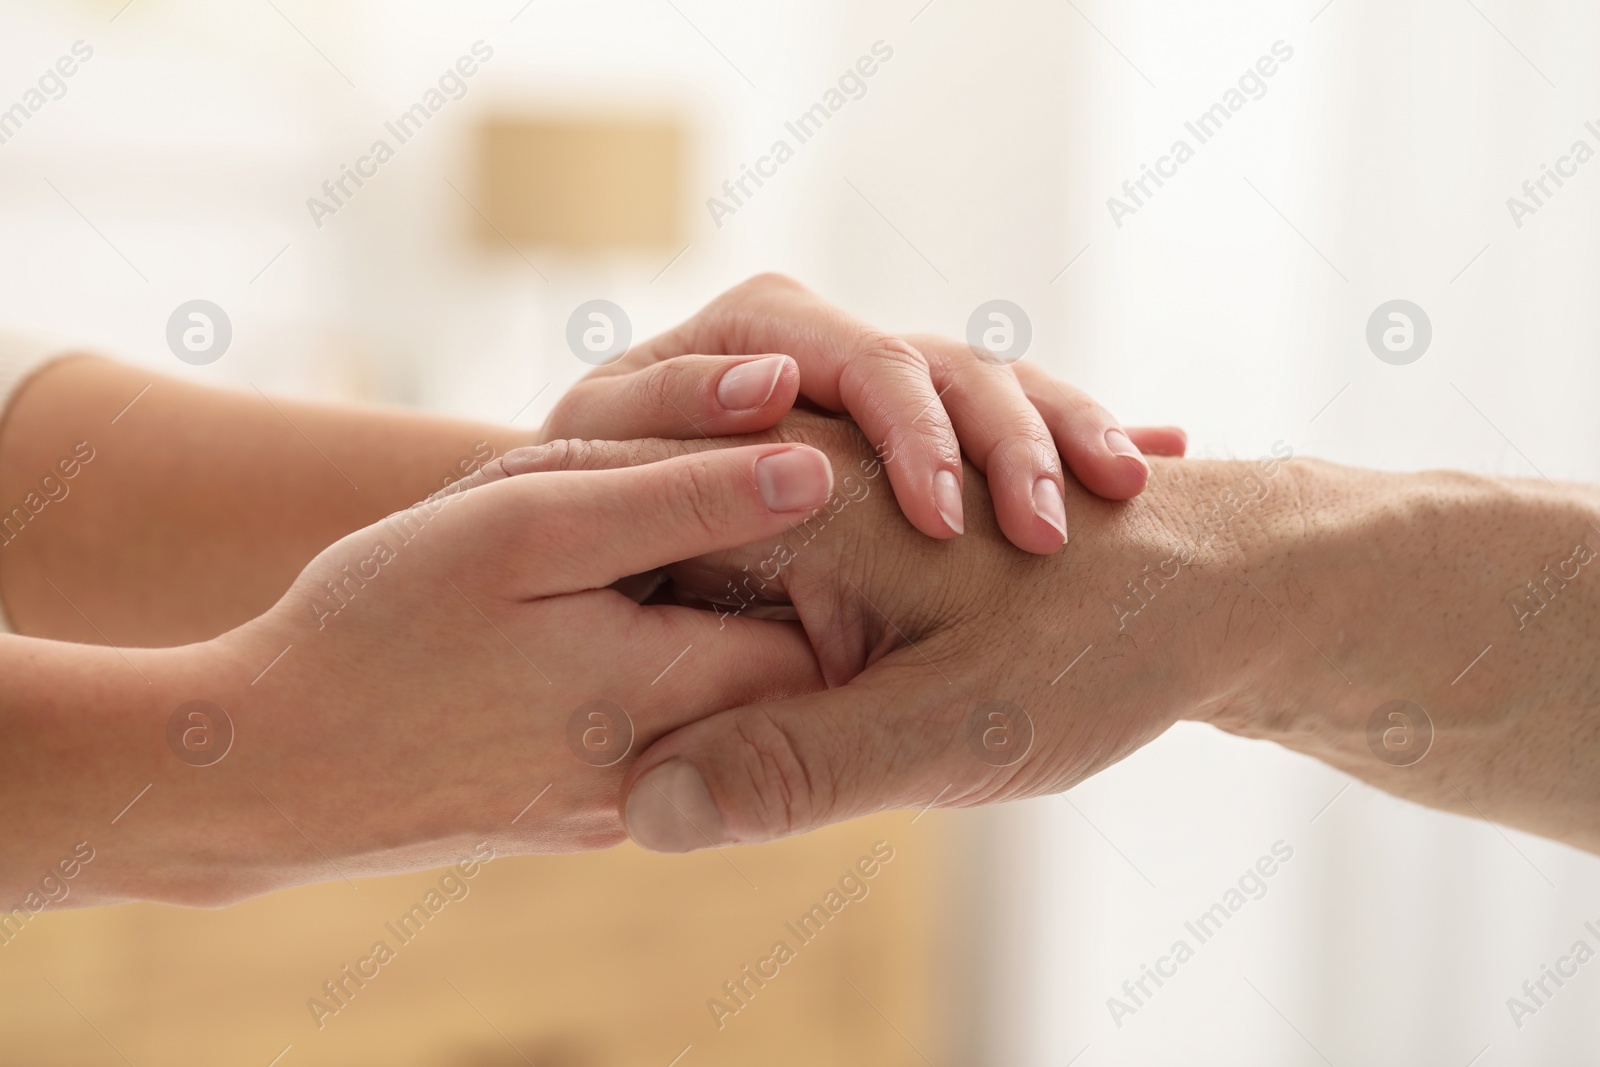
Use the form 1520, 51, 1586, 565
458, 443, 836, 596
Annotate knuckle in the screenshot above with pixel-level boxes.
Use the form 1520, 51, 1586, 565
639, 360, 698, 419
918, 333, 1022, 392
852, 330, 930, 376
538, 437, 604, 472
837, 334, 941, 433
911, 334, 965, 375
662, 458, 728, 540
563, 438, 599, 470
537, 437, 577, 470
740, 271, 804, 295
1015, 420, 1060, 456
726, 709, 827, 834
991, 427, 1061, 480
631, 364, 673, 415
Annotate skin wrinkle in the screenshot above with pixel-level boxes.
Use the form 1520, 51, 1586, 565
640, 361, 687, 426
729, 707, 813, 835
836, 342, 944, 467
205, 409, 1600, 858
634, 416, 1600, 852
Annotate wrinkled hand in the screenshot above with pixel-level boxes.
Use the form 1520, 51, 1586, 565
540, 274, 1185, 554
490, 412, 1229, 854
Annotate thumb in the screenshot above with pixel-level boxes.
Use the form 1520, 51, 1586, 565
619, 675, 1019, 851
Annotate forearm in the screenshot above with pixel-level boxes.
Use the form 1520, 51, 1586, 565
1198, 459, 1600, 850
0, 633, 215, 910
0, 356, 534, 646
0, 626, 415, 911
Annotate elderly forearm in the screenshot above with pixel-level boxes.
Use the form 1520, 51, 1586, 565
0, 357, 533, 646
1194, 459, 1600, 850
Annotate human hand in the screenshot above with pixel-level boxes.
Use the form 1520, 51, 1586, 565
492, 413, 1237, 853
582, 425, 1600, 859
540, 274, 1185, 554
133, 442, 841, 904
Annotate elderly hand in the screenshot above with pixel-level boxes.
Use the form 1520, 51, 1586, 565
501, 412, 1600, 857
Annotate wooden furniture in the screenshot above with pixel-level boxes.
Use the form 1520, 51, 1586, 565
0, 813, 963, 1065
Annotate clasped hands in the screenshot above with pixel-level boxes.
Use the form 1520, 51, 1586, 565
23, 275, 1600, 908
162, 274, 1197, 904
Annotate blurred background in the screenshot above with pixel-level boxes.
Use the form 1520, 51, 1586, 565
3, 0, 1600, 1063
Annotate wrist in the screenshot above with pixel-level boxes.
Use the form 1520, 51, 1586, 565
0, 633, 267, 909
1081, 453, 1301, 734
1169, 454, 1384, 744
113, 623, 323, 907
1027, 455, 1288, 755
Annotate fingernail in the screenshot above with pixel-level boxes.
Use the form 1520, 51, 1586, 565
1105, 428, 1147, 469
933, 469, 964, 534
1031, 477, 1068, 545
716, 355, 787, 411
754, 448, 833, 511
625, 761, 727, 853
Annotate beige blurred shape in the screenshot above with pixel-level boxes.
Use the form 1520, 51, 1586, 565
474, 117, 684, 252
1, 815, 963, 1066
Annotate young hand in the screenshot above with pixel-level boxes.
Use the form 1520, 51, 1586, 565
540, 275, 1184, 554
80, 442, 840, 905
